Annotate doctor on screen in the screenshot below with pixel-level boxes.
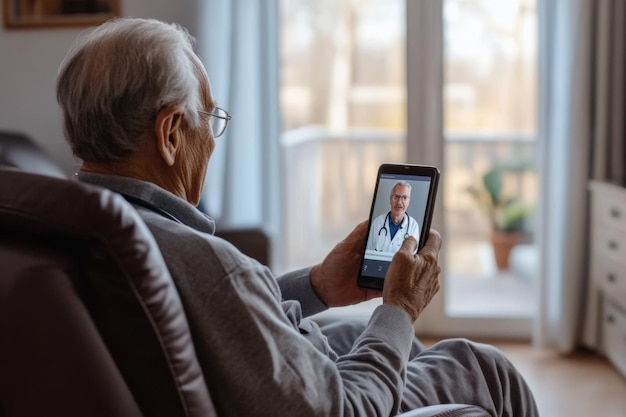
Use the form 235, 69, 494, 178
367, 181, 420, 253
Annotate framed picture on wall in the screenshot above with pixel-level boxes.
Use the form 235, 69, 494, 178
3, 0, 120, 29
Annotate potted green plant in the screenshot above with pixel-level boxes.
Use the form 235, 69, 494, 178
466, 162, 534, 270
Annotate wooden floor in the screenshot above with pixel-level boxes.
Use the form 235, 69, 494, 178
425, 338, 626, 416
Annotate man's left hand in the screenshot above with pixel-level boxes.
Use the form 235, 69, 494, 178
310, 221, 382, 307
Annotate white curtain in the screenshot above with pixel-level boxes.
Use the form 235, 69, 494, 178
536, 0, 626, 352
187, 0, 283, 241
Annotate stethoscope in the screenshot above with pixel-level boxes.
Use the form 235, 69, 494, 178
120, 193, 183, 224
375, 211, 409, 251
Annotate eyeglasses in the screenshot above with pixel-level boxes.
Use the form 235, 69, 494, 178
391, 194, 409, 202
198, 106, 232, 138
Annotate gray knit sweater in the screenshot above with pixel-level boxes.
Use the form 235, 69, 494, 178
79, 171, 414, 417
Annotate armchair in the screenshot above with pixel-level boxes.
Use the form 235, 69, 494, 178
0, 168, 215, 417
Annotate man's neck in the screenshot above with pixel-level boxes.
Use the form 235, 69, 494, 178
390, 213, 404, 225
81, 154, 187, 203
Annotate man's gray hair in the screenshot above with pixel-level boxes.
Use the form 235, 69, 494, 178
56, 17, 203, 162
390, 181, 412, 198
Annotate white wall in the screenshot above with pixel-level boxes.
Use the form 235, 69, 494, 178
0, 0, 194, 176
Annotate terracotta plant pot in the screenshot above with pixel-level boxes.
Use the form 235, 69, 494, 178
490, 231, 523, 270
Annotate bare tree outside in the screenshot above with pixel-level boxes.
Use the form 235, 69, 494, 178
444, 0, 537, 133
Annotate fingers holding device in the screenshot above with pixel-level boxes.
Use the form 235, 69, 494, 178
383, 230, 443, 322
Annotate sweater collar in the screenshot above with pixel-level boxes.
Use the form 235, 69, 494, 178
77, 171, 216, 234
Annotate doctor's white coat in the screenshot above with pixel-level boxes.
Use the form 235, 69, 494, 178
366, 212, 420, 254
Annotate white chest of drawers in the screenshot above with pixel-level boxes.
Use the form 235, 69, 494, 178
589, 181, 626, 378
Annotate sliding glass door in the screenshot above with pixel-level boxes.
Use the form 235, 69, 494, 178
409, 0, 539, 338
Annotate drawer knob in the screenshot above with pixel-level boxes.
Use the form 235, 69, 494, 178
608, 241, 619, 250
607, 315, 615, 324
607, 273, 617, 283
610, 208, 621, 219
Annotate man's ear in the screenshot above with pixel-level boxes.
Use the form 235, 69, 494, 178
155, 106, 184, 166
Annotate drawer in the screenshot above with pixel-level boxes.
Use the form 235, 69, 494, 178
591, 227, 626, 265
590, 181, 626, 233
604, 301, 626, 378
590, 256, 626, 297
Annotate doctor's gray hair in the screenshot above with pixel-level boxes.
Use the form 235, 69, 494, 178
57, 17, 204, 162
390, 181, 412, 198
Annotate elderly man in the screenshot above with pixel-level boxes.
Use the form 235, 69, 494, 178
367, 181, 420, 253
56, 17, 538, 417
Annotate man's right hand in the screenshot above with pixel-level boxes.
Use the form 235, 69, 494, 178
382, 230, 443, 323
